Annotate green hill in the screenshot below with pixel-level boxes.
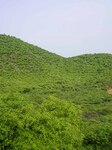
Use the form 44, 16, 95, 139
0, 34, 65, 74
0, 34, 112, 150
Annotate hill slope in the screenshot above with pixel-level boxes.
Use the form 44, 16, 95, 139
0, 34, 112, 149
0, 34, 65, 75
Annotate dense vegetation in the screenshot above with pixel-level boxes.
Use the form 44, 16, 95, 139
0, 34, 112, 149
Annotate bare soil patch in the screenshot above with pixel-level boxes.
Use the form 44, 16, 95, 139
84, 112, 102, 119
107, 88, 112, 94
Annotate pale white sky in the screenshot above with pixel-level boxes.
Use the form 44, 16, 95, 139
0, 0, 112, 57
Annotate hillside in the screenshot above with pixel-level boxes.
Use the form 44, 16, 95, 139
0, 34, 112, 150
0, 34, 65, 75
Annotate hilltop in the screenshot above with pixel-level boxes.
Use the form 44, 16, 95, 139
0, 34, 65, 74
0, 34, 112, 150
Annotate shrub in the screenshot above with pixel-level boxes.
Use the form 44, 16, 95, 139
0, 94, 84, 150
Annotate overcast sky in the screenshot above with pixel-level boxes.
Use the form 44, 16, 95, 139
0, 0, 112, 57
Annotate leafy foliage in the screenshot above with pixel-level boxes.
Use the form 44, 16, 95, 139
0, 94, 83, 150
0, 34, 112, 149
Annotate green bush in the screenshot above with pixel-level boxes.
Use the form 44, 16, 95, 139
83, 124, 112, 150
0, 94, 84, 150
